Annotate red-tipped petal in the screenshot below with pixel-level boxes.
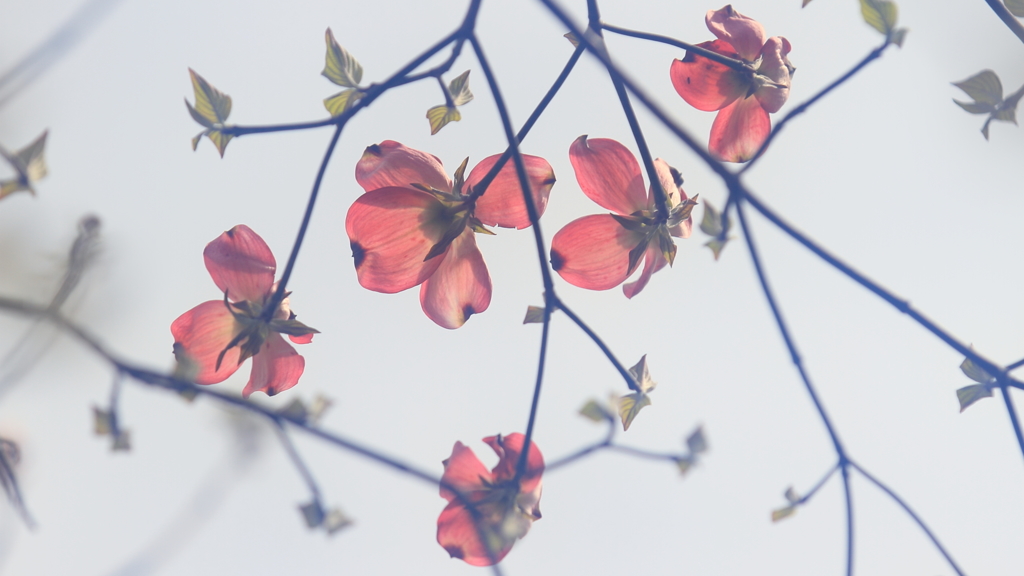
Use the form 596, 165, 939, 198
754, 37, 793, 114
242, 333, 304, 398
437, 501, 513, 566
469, 154, 555, 229
346, 187, 449, 293
419, 230, 491, 329
440, 441, 492, 502
171, 300, 242, 384
550, 214, 645, 291
484, 433, 544, 492
623, 246, 668, 299
203, 225, 276, 303
709, 97, 771, 163
705, 5, 766, 62
670, 40, 748, 112
288, 333, 314, 345
355, 140, 451, 193
569, 136, 647, 215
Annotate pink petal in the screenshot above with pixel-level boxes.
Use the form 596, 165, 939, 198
288, 333, 314, 345
484, 433, 544, 493
705, 5, 766, 62
355, 140, 451, 193
569, 136, 648, 215
754, 36, 793, 114
242, 332, 304, 398
622, 246, 669, 299
468, 154, 555, 229
550, 214, 646, 291
346, 187, 449, 293
419, 230, 491, 329
670, 40, 748, 112
651, 158, 681, 209
203, 225, 276, 303
440, 441, 492, 502
709, 96, 771, 163
171, 300, 242, 384
437, 500, 513, 566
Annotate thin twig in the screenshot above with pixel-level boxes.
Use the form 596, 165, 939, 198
984, 0, 1024, 45
554, 296, 639, 392
600, 23, 751, 73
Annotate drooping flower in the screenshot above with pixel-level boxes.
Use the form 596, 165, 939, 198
670, 5, 795, 162
171, 225, 317, 398
346, 141, 555, 329
437, 433, 544, 566
550, 136, 696, 298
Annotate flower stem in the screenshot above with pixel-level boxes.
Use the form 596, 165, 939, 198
601, 23, 750, 73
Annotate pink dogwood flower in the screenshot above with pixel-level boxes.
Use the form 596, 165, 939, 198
437, 433, 544, 566
550, 136, 696, 298
346, 141, 555, 329
171, 225, 317, 398
670, 5, 795, 162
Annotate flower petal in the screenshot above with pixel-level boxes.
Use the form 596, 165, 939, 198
709, 96, 771, 163
419, 229, 491, 329
203, 225, 276, 303
670, 40, 748, 112
754, 36, 793, 114
437, 500, 513, 566
705, 5, 766, 61
171, 300, 242, 384
469, 154, 555, 229
346, 187, 449, 293
484, 433, 544, 493
568, 136, 647, 215
355, 140, 451, 193
242, 332, 304, 398
651, 158, 681, 209
550, 214, 645, 291
440, 441, 492, 502
623, 245, 668, 299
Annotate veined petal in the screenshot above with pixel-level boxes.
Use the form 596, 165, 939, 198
355, 140, 451, 193
204, 225, 276, 303
242, 332, 304, 398
569, 136, 647, 215
171, 300, 243, 384
709, 97, 771, 163
706, 5, 766, 61
419, 229, 491, 329
623, 246, 669, 299
484, 433, 544, 493
550, 215, 645, 291
346, 187, 449, 293
670, 40, 748, 112
440, 441, 492, 502
437, 500, 513, 566
651, 158, 681, 208
754, 36, 793, 114
469, 154, 555, 229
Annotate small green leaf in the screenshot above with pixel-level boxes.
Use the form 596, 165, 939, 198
300, 500, 326, 528
323, 508, 354, 535
628, 354, 657, 394
92, 406, 112, 435
426, 105, 461, 135
1006, 0, 1024, 17
957, 384, 993, 412
322, 28, 363, 88
686, 426, 707, 455
323, 88, 364, 116
564, 32, 580, 48
699, 200, 723, 236
424, 215, 468, 261
953, 70, 1003, 106
676, 456, 695, 475
889, 27, 908, 48
579, 399, 613, 423
771, 505, 797, 522
206, 130, 233, 158
0, 130, 48, 199
953, 100, 996, 115
860, 0, 898, 36
959, 356, 993, 384
186, 69, 231, 126
448, 70, 474, 106
618, 392, 651, 431
270, 318, 320, 337
802, 0, 813, 5
626, 238, 648, 276
610, 213, 647, 232
523, 305, 546, 324
705, 238, 729, 260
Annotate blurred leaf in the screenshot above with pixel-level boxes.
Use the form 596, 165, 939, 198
322, 28, 363, 88
0, 438, 34, 528
889, 27, 908, 48
523, 305, 546, 324
300, 500, 326, 528
281, 394, 334, 425
953, 70, 1003, 106
186, 68, 231, 127
112, 430, 131, 452
957, 384, 993, 412
953, 100, 996, 115
705, 238, 729, 260
618, 392, 651, 431
784, 486, 800, 504
323, 88, 364, 116
860, 0, 898, 36
960, 356, 993, 384
676, 456, 694, 475
448, 70, 474, 106
426, 105, 461, 135
564, 32, 579, 47
802, 0, 813, 5
0, 130, 48, 199
92, 406, 112, 435
323, 508, 354, 534
686, 426, 708, 454
1008, 0, 1024, 17
772, 505, 797, 522
699, 200, 723, 236
579, 399, 613, 423
628, 354, 657, 394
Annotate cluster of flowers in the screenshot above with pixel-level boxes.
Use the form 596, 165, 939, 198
169, 5, 789, 566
